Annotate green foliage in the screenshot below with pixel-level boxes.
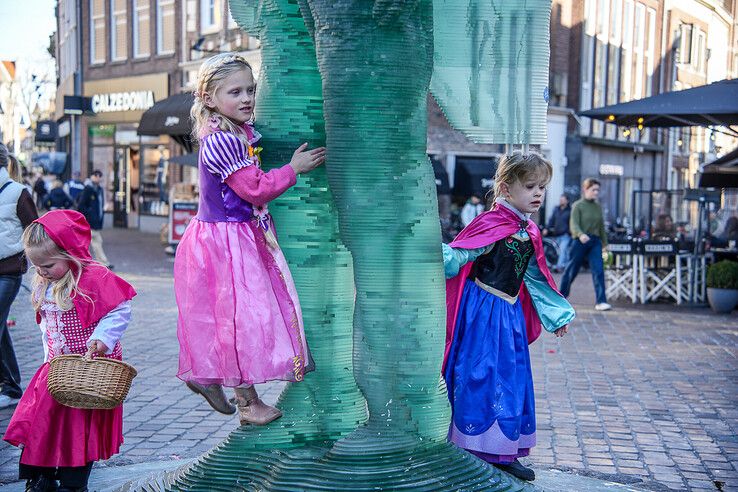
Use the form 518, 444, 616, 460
707, 260, 738, 289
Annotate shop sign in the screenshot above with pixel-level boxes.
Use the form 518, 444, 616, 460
169, 202, 198, 244
599, 164, 624, 176
92, 91, 155, 114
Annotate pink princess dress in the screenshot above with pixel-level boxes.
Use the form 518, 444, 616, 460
175, 124, 313, 387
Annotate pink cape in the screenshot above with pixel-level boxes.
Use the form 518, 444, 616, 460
443, 204, 562, 371
33, 210, 136, 328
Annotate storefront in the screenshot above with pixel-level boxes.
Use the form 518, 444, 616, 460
83, 74, 171, 229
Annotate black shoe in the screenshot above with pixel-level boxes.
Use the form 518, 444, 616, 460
25, 476, 58, 492
493, 459, 535, 481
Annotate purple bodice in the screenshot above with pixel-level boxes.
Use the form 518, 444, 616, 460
196, 158, 254, 223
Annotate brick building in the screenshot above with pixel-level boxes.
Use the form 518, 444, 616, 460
54, 0, 258, 231
549, 0, 737, 230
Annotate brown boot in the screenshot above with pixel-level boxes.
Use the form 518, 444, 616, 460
233, 386, 282, 425
186, 381, 237, 415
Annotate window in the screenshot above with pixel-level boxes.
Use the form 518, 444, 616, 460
679, 24, 693, 65
580, 0, 597, 135
59, 0, 78, 80
157, 0, 175, 54
200, 0, 221, 33
605, 0, 622, 139
110, 0, 127, 61
692, 29, 706, 73
592, 0, 609, 137
645, 8, 656, 97
90, 0, 106, 64
633, 3, 645, 99
133, 0, 150, 58
620, 0, 634, 105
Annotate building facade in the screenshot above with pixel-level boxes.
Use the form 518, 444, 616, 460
55, 0, 258, 230
550, 0, 736, 232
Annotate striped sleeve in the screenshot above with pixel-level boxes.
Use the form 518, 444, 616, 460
200, 131, 253, 182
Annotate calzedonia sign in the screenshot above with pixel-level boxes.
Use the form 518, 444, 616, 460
91, 91, 155, 114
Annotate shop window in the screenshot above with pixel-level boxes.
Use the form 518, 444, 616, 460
133, 0, 150, 58
88, 125, 116, 213
157, 0, 175, 54
110, 0, 128, 61
140, 145, 170, 216
90, 0, 106, 64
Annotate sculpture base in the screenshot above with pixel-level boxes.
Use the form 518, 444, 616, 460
120, 427, 536, 491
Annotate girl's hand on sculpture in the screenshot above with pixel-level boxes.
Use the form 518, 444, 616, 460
289, 143, 326, 175
554, 325, 568, 338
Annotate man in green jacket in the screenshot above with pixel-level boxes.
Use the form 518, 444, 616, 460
559, 178, 611, 311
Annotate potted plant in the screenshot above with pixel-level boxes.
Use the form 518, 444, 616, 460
706, 260, 738, 313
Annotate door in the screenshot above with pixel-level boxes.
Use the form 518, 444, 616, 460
112, 146, 130, 228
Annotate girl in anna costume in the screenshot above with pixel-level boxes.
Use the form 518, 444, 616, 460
175, 53, 325, 425
443, 152, 576, 482
4, 210, 136, 492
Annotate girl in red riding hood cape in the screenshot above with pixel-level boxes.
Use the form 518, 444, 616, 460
442, 152, 575, 482
4, 210, 136, 492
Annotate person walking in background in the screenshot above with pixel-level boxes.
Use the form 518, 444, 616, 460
76, 170, 112, 269
64, 171, 86, 205
0, 143, 38, 409
32, 172, 48, 211
559, 178, 611, 311
460, 194, 484, 227
43, 180, 74, 210
543, 194, 572, 273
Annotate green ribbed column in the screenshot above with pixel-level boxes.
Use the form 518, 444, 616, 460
128, 1, 541, 490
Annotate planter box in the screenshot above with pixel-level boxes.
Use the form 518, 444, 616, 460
707, 288, 738, 314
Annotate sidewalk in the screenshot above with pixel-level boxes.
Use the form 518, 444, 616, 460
1, 227, 736, 491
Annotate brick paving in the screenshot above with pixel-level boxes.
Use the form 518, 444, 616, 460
0, 228, 736, 491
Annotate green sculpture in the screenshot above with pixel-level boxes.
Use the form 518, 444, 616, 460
128, 1, 549, 490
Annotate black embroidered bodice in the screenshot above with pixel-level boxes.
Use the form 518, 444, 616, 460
468, 226, 535, 299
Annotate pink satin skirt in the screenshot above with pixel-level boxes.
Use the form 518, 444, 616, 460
174, 218, 312, 387
3, 363, 123, 467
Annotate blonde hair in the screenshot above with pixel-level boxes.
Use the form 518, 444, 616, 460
7, 154, 23, 183
492, 151, 553, 201
191, 52, 254, 145
23, 222, 93, 311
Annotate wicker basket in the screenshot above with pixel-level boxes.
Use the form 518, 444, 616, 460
47, 354, 137, 409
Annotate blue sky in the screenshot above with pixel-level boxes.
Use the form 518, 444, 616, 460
0, 0, 57, 62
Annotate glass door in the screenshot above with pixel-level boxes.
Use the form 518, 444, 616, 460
112, 145, 130, 228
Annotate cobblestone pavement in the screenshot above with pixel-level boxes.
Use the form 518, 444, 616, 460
1, 228, 736, 492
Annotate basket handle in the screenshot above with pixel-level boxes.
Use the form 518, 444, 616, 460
83, 347, 97, 361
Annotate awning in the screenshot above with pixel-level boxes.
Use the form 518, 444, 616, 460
579, 79, 738, 130
138, 93, 196, 152
453, 156, 496, 197
699, 146, 738, 188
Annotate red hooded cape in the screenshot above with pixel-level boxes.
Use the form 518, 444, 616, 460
444, 203, 562, 370
33, 210, 136, 329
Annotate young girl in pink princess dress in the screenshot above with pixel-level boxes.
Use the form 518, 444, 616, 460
4, 210, 136, 492
175, 53, 325, 425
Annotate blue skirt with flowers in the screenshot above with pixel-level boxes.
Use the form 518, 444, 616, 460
444, 280, 536, 462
